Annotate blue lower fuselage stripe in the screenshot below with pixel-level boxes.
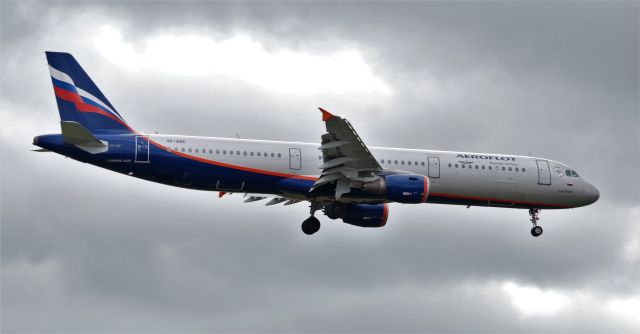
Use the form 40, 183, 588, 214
35, 133, 315, 195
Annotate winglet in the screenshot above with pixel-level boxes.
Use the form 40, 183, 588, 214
319, 107, 334, 121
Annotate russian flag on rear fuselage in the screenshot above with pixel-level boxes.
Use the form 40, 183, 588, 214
46, 51, 132, 133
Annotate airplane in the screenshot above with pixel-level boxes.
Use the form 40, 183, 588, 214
33, 52, 600, 237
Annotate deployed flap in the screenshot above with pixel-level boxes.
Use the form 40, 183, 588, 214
313, 108, 383, 196
61, 121, 108, 154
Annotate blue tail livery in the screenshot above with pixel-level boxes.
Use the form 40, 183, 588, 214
46, 51, 131, 133
33, 52, 599, 237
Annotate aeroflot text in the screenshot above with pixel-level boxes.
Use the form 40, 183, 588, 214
456, 154, 516, 161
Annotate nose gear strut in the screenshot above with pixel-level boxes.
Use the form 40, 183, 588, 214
529, 208, 543, 237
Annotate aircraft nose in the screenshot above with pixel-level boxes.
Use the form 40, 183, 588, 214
584, 183, 600, 205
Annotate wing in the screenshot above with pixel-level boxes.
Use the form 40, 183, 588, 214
312, 108, 383, 198
219, 192, 302, 206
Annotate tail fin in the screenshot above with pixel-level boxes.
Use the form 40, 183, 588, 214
45, 52, 132, 133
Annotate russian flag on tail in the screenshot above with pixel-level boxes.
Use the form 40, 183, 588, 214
46, 52, 132, 133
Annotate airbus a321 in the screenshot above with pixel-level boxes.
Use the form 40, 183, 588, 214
33, 52, 600, 237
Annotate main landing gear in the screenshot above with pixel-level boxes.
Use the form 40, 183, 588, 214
301, 202, 322, 235
529, 208, 543, 237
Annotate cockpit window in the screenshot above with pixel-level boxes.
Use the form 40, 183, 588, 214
571, 170, 580, 177
565, 170, 572, 177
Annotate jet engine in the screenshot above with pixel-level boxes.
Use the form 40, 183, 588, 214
324, 203, 389, 227
360, 174, 429, 204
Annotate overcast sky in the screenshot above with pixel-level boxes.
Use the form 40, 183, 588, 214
1, 1, 639, 332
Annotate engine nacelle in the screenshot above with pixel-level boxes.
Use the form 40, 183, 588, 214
324, 203, 389, 227
385, 174, 429, 203
361, 174, 429, 204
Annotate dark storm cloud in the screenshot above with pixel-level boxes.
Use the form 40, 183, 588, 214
2, 1, 639, 332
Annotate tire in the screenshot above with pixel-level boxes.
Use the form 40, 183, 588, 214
302, 217, 321, 235
530, 226, 543, 237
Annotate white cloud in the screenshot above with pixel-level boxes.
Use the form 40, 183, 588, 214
608, 297, 640, 323
94, 26, 392, 96
502, 281, 571, 316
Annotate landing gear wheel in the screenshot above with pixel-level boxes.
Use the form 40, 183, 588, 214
301, 216, 320, 235
528, 208, 543, 238
531, 226, 543, 237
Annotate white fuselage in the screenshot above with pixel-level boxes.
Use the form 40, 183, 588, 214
150, 134, 599, 209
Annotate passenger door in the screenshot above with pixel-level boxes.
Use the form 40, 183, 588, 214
427, 156, 440, 178
134, 136, 149, 163
536, 160, 551, 185
289, 148, 301, 170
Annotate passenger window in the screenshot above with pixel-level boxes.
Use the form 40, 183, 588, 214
415, 161, 418, 166
188, 148, 192, 153
257, 152, 261, 157
250, 152, 254, 156
209, 149, 213, 154
502, 166, 505, 171
243, 151, 247, 156
401, 160, 405, 165
461, 164, 465, 169
455, 164, 459, 168
448, 163, 452, 168
395, 160, 398, 164
515, 167, 519, 171
264, 152, 267, 157
223, 150, 226, 154
181, 148, 185, 152
271, 153, 274, 157
230, 150, 233, 155
408, 161, 412, 165
195, 148, 199, 153
236, 151, 240, 155
489, 166, 492, 170
277, 153, 281, 158
475, 165, 479, 169
508, 167, 512, 171
522, 168, 525, 172
216, 149, 220, 154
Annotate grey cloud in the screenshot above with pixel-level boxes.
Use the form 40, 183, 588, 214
2, 1, 639, 332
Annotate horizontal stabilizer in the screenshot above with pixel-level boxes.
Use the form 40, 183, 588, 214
61, 121, 103, 145
61, 121, 108, 154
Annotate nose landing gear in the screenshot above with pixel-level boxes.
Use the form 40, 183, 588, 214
529, 208, 543, 237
